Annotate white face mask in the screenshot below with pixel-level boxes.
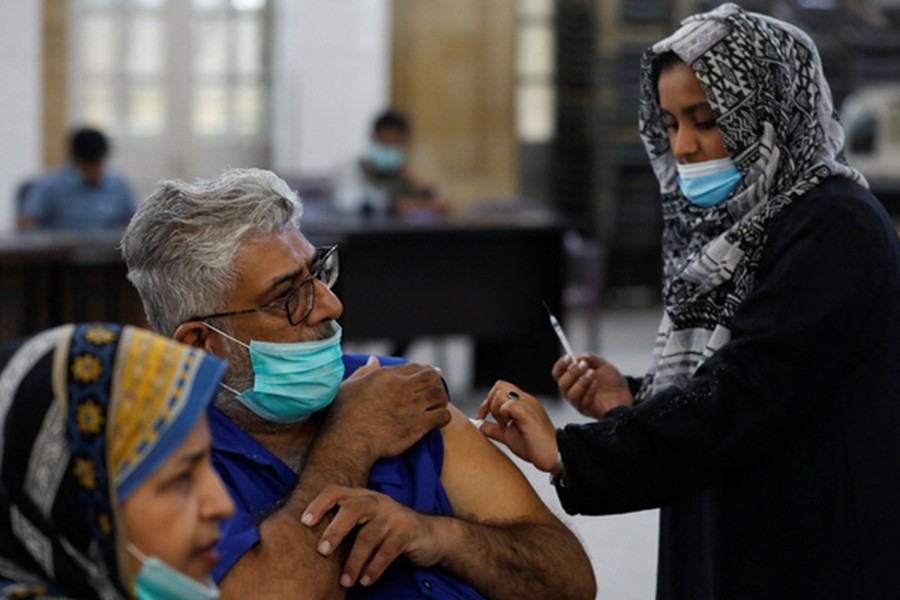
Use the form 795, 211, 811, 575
128, 544, 220, 600
365, 142, 406, 173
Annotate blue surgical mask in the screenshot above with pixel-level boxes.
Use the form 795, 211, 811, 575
676, 157, 742, 207
129, 545, 220, 600
365, 142, 406, 173
205, 323, 345, 424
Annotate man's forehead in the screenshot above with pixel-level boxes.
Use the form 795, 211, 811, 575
233, 227, 314, 289
237, 226, 313, 259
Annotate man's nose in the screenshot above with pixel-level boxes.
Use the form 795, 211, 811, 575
305, 279, 344, 325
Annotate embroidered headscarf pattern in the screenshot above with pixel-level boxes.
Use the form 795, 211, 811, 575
0, 324, 226, 598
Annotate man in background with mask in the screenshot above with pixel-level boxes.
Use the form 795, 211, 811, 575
121, 168, 595, 600
333, 109, 448, 219
18, 126, 136, 231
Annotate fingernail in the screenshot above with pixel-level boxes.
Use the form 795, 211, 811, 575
318, 540, 331, 555
341, 574, 352, 588
361, 576, 371, 586
578, 360, 587, 369
583, 369, 594, 379
366, 355, 377, 365
301, 512, 313, 525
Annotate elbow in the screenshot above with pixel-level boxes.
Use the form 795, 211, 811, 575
566, 561, 597, 600
581, 571, 599, 600
564, 539, 597, 600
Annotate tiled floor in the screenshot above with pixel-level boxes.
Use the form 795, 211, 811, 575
345, 304, 664, 599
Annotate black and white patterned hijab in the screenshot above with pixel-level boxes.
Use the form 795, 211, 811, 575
635, 3, 866, 399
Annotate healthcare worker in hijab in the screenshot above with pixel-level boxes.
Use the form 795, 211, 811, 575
478, 4, 900, 598
0, 324, 234, 599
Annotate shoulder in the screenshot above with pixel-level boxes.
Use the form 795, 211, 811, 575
765, 177, 899, 264
102, 169, 130, 186
100, 171, 134, 195
780, 177, 893, 237
342, 353, 406, 377
28, 168, 70, 195
440, 403, 557, 521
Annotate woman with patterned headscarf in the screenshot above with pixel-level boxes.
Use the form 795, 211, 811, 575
0, 324, 234, 599
478, 3, 900, 597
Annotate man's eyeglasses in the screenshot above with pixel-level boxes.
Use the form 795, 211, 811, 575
190, 245, 339, 327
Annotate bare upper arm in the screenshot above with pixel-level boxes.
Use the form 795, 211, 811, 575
440, 404, 557, 524
217, 511, 345, 599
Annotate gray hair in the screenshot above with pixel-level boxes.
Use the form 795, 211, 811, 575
121, 168, 303, 336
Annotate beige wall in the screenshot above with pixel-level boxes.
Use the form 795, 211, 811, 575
391, 0, 518, 211
0, 1, 41, 231
43, 0, 68, 168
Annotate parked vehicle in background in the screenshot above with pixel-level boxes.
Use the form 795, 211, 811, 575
841, 83, 900, 219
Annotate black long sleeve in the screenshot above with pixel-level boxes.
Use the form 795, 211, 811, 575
556, 179, 900, 598
557, 179, 900, 514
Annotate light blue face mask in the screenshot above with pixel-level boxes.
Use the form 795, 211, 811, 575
205, 323, 345, 424
676, 157, 742, 207
129, 545, 220, 600
365, 142, 406, 173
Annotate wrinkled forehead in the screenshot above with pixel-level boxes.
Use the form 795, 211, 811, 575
232, 225, 313, 290
240, 222, 313, 264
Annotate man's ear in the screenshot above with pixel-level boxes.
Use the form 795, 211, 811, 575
173, 321, 211, 350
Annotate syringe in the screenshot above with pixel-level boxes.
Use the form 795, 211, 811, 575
542, 301, 578, 364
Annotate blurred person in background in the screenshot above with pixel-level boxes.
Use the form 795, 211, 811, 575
0, 323, 234, 599
333, 109, 448, 220
18, 127, 136, 231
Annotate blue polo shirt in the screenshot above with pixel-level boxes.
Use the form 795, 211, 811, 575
209, 354, 484, 599
21, 165, 135, 230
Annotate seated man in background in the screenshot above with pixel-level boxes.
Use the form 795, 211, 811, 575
18, 126, 136, 231
121, 168, 595, 599
333, 109, 448, 219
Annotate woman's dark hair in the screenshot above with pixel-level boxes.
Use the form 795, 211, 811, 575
651, 51, 686, 102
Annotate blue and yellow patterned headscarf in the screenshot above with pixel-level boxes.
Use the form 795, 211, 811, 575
0, 324, 227, 599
